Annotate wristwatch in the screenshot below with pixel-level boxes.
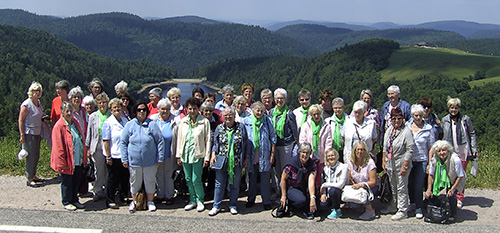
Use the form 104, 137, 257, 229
403, 165, 409, 170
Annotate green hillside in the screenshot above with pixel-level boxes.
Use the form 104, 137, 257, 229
379, 46, 500, 85
0, 25, 176, 137
0, 9, 317, 75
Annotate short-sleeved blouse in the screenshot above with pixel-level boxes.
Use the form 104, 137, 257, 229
347, 158, 376, 184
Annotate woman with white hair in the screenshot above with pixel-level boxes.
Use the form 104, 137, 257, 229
425, 140, 466, 222
69, 86, 87, 135
147, 87, 162, 117
215, 84, 235, 111
88, 78, 104, 99
406, 104, 435, 218
82, 96, 96, 122
233, 95, 250, 122
114, 80, 128, 97
325, 97, 349, 162
343, 100, 378, 164
440, 97, 477, 208
167, 87, 186, 118
19, 81, 49, 187
269, 88, 299, 184
151, 98, 178, 205
380, 85, 411, 136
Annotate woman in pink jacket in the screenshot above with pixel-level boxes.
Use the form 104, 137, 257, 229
299, 104, 332, 186
51, 101, 88, 211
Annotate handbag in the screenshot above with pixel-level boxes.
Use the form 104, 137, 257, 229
341, 183, 374, 204
210, 154, 226, 170
271, 201, 289, 218
424, 195, 452, 224
84, 159, 96, 182
378, 172, 392, 203
135, 183, 147, 211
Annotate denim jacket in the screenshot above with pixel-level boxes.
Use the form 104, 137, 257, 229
242, 115, 277, 173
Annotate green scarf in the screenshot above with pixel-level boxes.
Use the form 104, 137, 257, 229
251, 114, 263, 149
300, 106, 309, 127
311, 119, 322, 155
332, 114, 345, 151
433, 160, 451, 196
98, 109, 110, 136
272, 104, 288, 139
226, 128, 236, 185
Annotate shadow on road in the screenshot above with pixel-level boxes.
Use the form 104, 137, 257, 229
464, 196, 494, 208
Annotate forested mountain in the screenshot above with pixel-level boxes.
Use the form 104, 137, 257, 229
195, 39, 500, 146
468, 30, 500, 39
432, 39, 500, 56
412, 20, 500, 37
159, 16, 221, 24
0, 9, 318, 75
276, 25, 465, 53
266, 20, 373, 31
0, 25, 176, 137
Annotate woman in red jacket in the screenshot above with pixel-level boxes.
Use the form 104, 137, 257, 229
51, 101, 87, 211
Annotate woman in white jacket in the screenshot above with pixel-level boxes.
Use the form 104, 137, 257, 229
319, 148, 347, 219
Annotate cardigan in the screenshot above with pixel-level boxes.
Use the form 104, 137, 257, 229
50, 117, 87, 175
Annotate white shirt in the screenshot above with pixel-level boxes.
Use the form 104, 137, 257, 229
343, 117, 378, 162
101, 115, 128, 159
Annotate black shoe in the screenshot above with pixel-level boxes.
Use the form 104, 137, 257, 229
264, 204, 273, 210
245, 201, 255, 208
26, 181, 39, 188
305, 211, 314, 220
165, 198, 174, 205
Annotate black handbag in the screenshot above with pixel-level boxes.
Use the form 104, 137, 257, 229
378, 172, 392, 203
424, 195, 452, 224
84, 159, 96, 182
271, 202, 290, 218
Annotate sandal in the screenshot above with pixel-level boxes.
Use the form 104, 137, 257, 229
26, 181, 39, 188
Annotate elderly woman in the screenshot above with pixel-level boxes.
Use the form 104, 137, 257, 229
299, 104, 332, 185
119, 92, 134, 120
346, 141, 378, 220
406, 104, 435, 218
147, 87, 162, 117
319, 89, 334, 119
203, 93, 223, 119
51, 101, 87, 211
293, 89, 312, 131
19, 82, 49, 187
320, 148, 348, 219
270, 88, 299, 184
351, 89, 380, 128
102, 98, 129, 209
325, 97, 349, 162
120, 100, 164, 213
88, 78, 104, 99
343, 100, 378, 164
114, 80, 128, 97
215, 84, 234, 111
209, 107, 250, 216
241, 83, 254, 114
425, 140, 466, 222
51, 80, 70, 124
69, 86, 87, 134
419, 97, 441, 139
380, 85, 411, 137
260, 88, 274, 115
85, 92, 110, 201
82, 96, 96, 122
280, 143, 317, 220
167, 87, 186, 118
201, 101, 222, 198
176, 97, 211, 212
233, 95, 250, 121
441, 97, 477, 208
242, 101, 277, 210
382, 107, 414, 220
151, 98, 178, 205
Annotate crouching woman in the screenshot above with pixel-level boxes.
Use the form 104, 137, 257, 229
425, 140, 466, 222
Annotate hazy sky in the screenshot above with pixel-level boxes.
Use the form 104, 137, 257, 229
2, 0, 500, 26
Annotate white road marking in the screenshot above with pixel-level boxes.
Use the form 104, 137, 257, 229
0, 225, 102, 233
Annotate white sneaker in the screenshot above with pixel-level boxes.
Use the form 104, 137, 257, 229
457, 201, 463, 209
196, 201, 205, 212
64, 204, 77, 211
391, 211, 408, 221
229, 206, 238, 215
415, 208, 423, 219
208, 207, 220, 216
129, 201, 136, 213
147, 201, 157, 212
184, 202, 197, 211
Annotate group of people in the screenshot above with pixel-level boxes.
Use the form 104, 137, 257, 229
19, 79, 477, 222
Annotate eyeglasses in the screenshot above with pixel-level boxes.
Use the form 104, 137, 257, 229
137, 108, 147, 112
275, 97, 285, 101
391, 117, 404, 121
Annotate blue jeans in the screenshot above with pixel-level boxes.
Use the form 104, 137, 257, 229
319, 187, 342, 210
213, 164, 242, 209
409, 161, 427, 209
287, 187, 309, 211
60, 166, 83, 205
247, 165, 271, 205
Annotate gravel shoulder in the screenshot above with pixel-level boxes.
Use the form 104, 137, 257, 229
1, 175, 499, 226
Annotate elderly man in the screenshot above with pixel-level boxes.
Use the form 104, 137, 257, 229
379, 85, 411, 135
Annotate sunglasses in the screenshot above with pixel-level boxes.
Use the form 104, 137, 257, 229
137, 108, 147, 112
299, 98, 310, 102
